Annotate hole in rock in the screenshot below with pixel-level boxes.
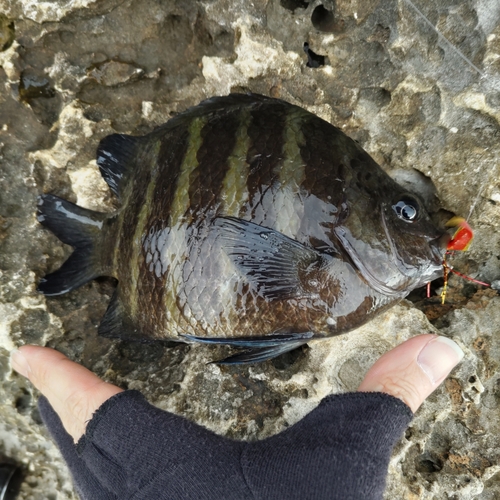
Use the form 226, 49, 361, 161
15, 389, 32, 415
303, 42, 326, 68
416, 453, 443, 473
271, 344, 308, 370
311, 4, 338, 32
0, 14, 15, 51
280, 0, 309, 11
19, 71, 55, 101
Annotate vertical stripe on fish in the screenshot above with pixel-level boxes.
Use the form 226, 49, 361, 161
133, 121, 195, 336
156, 116, 208, 335
273, 107, 307, 238
188, 111, 241, 216
244, 102, 288, 223
220, 108, 253, 217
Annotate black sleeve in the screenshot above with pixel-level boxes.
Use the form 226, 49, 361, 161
38, 390, 412, 500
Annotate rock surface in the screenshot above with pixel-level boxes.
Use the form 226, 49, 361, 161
0, 0, 499, 498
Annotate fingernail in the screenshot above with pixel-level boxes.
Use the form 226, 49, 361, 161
417, 336, 464, 385
10, 349, 31, 378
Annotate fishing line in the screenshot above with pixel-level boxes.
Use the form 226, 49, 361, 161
402, 0, 486, 78
400, 1, 496, 298
402, 1, 500, 221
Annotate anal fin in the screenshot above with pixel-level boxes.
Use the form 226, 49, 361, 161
181, 332, 313, 364
216, 341, 308, 365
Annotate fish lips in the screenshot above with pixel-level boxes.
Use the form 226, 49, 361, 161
431, 232, 451, 262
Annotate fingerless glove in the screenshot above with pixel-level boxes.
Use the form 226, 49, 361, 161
39, 390, 412, 500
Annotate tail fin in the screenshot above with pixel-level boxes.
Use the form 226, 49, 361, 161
37, 194, 109, 296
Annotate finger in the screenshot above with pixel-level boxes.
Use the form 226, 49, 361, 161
358, 334, 464, 413
10, 345, 123, 442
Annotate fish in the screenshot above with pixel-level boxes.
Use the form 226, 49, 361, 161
36, 93, 448, 364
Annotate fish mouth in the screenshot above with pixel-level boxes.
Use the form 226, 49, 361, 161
333, 217, 450, 297
430, 232, 451, 264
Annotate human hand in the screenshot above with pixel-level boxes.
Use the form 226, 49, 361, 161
10, 346, 123, 442
11, 333, 463, 442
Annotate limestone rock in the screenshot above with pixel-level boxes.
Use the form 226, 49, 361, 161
1, 1, 499, 498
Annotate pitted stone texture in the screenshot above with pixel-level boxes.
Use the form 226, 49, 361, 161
0, 1, 499, 498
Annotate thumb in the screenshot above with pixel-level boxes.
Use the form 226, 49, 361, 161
10, 345, 123, 442
358, 334, 464, 413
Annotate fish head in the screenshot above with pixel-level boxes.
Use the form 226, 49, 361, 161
333, 167, 448, 297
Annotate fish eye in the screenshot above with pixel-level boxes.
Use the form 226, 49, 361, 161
392, 197, 419, 222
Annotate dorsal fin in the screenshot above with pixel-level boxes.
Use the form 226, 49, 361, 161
95, 95, 278, 201
96, 134, 143, 200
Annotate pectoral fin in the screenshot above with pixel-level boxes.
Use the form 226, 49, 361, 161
213, 217, 325, 300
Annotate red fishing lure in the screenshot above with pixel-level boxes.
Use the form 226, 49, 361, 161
438, 217, 489, 304
446, 216, 474, 251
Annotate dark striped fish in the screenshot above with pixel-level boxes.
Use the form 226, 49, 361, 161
37, 94, 448, 363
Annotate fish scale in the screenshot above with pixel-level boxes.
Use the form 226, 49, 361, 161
36, 93, 448, 363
